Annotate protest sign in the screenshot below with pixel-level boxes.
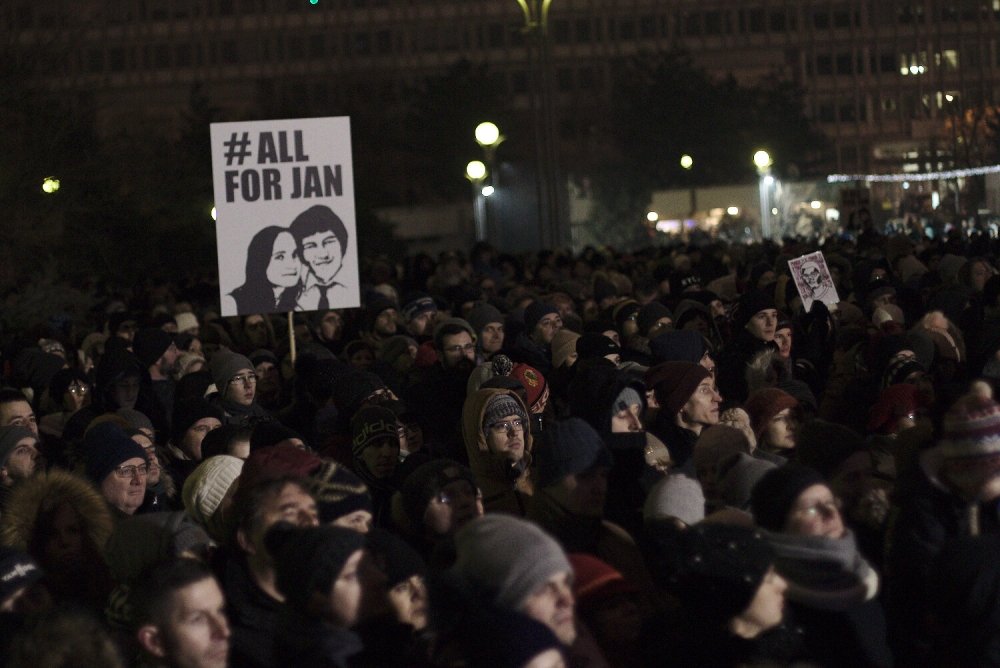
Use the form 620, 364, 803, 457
210, 116, 359, 317
788, 251, 840, 312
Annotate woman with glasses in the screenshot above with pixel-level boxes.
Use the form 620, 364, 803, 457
750, 464, 892, 667
461, 388, 533, 516
39, 368, 92, 440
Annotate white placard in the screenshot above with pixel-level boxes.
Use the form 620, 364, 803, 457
788, 251, 840, 312
210, 117, 360, 317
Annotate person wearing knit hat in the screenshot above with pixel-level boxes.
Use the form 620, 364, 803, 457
209, 348, 271, 426
0, 426, 40, 490
531, 417, 612, 492
510, 362, 549, 415
266, 523, 368, 665
643, 473, 706, 526
576, 332, 622, 366
651, 522, 787, 660
636, 301, 673, 339
83, 421, 150, 516
881, 353, 925, 389
524, 301, 561, 340
364, 528, 428, 630
249, 421, 305, 452
743, 388, 800, 454
692, 424, 756, 508
132, 327, 178, 377
644, 361, 720, 474
396, 459, 482, 551
461, 388, 533, 515
163, 398, 224, 491
451, 514, 577, 644
400, 292, 438, 339
466, 302, 506, 360
649, 329, 709, 366
567, 552, 643, 665
920, 394, 1000, 502
750, 464, 831, 533
551, 328, 581, 369
182, 454, 244, 542
716, 291, 779, 405
237, 444, 323, 501
349, 405, 400, 528
363, 296, 398, 342
0, 546, 44, 612
306, 460, 374, 531
174, 311, 199, 335
868, 383, 928, 436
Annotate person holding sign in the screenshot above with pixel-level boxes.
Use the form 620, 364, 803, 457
290, 205, 350, 311
225, 227, 302, 315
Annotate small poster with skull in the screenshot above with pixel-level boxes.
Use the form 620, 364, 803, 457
788, 251, 840, 312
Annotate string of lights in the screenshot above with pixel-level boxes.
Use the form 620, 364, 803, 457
826, 164, 1000, 184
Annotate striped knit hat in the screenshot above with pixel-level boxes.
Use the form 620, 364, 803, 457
922, 395, 1000, 491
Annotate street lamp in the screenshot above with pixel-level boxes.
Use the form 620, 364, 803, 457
680, 154, 693, 170
516, 0, 562, 249
466, 160, 488, 241
474, 121, 504, 243
753, 150, 774, 239
41, 177, 60, 194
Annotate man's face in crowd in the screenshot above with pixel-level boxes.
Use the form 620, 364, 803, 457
440, 331, 476, 370
359, 437, 399, 480
318, 311, 343, 342
1, 434, 39, 486
423, 475, 483, 536
301, 230, 343, 284
485, 413, 526, 462
159, 342, 181, 376
407, 310, 437, 338
746, 309, 778, 342
180, 418, 222, 461
101, 457, 148, 515
243, 316, 269, 348
142, 577, 230, 668
532, 313, 563, 345
249, 482, 319, 558
374, 309, 398, 337
131, 432, 161, 486
113, 377, 141, 410
0, 400, 38, 437
479, 322, 504, 355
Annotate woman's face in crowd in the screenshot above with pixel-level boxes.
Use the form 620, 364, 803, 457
63, 380, 91, 412
746, 309, 778, 342
763, 408, 797, 450
784, 484, 845, 539
681, 378, 721, 427
387, 575, 428, 631
610, 403, 643, 433
423, 477, 483, 536
266, 231, 301, 288
113, 376, 140, 410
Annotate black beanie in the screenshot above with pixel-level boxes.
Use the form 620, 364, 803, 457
400, 458, 478, 529
171, 398, 224, 445
524, 302, 559, 332
534, 418, 613, 489
132, 328, 173, 369
733, 291, 776, 331
84, 422, 149, 484
250, 421, 303, 452
366, 528, 426, 588
660, 523, 775, 629
306, 460, 373, 523
575, 333, 620, 361
636, 301, 673, 336
750, 464, 827, 531
265, 523, 366, 612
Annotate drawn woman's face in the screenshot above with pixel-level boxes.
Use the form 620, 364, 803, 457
266, 231, 301, 288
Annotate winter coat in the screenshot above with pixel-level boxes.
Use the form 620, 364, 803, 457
217, 551, 282, 668
272, 608, 363, 668
716, 330, 777, 406
461, 388, 533, 516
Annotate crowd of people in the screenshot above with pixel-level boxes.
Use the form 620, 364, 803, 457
0, 227, 999, 667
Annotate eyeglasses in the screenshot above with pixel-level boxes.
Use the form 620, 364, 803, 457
114, 463, 150, 478
68, 383, 90, 396
229, 373, 258, 386
434, 481, 481, 505
793, 497, 842, 518
443, 343, 476, 354
488, 418, 525, 434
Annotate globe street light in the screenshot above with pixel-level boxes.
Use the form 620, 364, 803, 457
753, 150, 772, 171
466, 161, 488, 241
680, 154, 694, 170
475, 122, 503, 149
41, 177, 60, 194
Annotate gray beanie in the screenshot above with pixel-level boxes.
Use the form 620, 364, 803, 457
209, 348, 255, 391
467, 303, 505, 336
0, 427, 35, 468
452, 514, 571, 610
643, 473, 706, 526
483, 394, 527, 432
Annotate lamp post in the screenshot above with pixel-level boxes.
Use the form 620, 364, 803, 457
466, 160, 488, 242
515, 0, 562, 249
753, 150, 773, 239
475, 122, 504, 243
680, 154, 696, 216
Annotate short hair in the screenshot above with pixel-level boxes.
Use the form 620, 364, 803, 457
200, 424, 253, 460
0, 388, 30, 407
132, 558, 216, 629
289, 205, 348, 258
236, 475, 311, 538
434, 323, 472, 352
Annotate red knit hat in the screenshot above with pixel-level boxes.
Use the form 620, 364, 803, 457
743, 388, 799, 438
645, 361, 711, 416
568, 553, 637, 610
239, 444, 322, 493
868, 383, 925, 434
510, 363, 547, 411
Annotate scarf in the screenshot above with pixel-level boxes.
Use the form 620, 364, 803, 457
763, 529, 879, 611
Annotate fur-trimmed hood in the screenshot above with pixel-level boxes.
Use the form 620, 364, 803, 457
0, 469, 114, 553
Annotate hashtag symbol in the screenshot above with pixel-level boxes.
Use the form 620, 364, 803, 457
223, 132, 252, 166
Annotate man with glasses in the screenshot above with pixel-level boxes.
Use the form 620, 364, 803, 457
208, 349, 272, 428
83, 421, 151, 517
461, 389, 533, 515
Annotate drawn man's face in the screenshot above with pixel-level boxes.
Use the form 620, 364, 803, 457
301, 230, 342, 283
801, 263, 822, 291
